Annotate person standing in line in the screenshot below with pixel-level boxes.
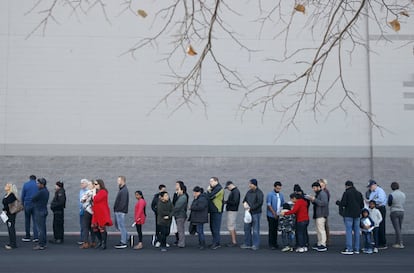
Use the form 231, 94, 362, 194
336, 180, 364, 255
240, 178, 264, 251
91, 179, 113, 250
79, 180, 96, 249
307, 181, 329, 252
172, 181, 187, 245
32, 178, 50, 250
318, 178, 331, 246
157, 191, 173, 252
279, 203, 296, 252
21, 175, 39, 242
151, 184, 166, 247
388, 181, 406, 249
49, 181, 66, 244
189, 186, 208, 250
266, 181, 284, 250
78, 178, 89, 245
224, 181, 240, 247
2, 183, 19, 249
281, 193, 310, 253
360, 208, 375, 254
113, 176, 129, 249
171, 182, 188, 248
366, 180, 387, 249
367, 200, 383, 253
133, 190, 146, 250
206, 176, 224, 250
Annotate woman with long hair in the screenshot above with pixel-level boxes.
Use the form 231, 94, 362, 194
91, 179, 112, 250
2, 183, 18, 249
133, 190, 146, 250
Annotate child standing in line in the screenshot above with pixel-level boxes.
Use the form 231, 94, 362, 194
279, 203, 296, 252
360, 208, 375, 254
133, 190, 146, 250
368, 200, 383, 253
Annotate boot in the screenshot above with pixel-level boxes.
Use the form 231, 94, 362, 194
94, 232, 102, 249
79, 242, 89, 249
199, 240, 206, 250
101, 231, 107, 250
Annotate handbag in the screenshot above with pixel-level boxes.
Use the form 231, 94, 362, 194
8, 199, 24, 214
170, 216, 177, 234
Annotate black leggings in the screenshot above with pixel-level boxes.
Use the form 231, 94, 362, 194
135, 224, 143, 242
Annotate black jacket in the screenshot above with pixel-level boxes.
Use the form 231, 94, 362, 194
225, 187, 240, 211
51, 188, 66, 212
243, 188, 264, 214
189, 193, 208, 224
337, 186, 364, 218
113, 184, 129, 213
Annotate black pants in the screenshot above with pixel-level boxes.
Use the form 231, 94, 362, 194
135, 224, 143, 242
267, 216, 279, 248
82, 211, 95, 243
53, 210, 64, 240
7, 213, 17, 248
378, 206, 387, 246
159, 225, 170, 248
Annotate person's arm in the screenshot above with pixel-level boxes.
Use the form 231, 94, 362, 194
387, 194, 393, 207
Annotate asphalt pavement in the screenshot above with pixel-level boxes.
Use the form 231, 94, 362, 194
0, 233, 412, 273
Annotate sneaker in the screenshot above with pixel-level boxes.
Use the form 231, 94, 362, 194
341, 249, 353, 255
303, 247, 308, 252
5, 244, 14, 250
33, 245, 45, 250
32, 239, 39, 243
378, 245, 388, 250
226, 243, 238, 247
166, 243, 170, 248
296, 247, 305, 253
281, 246, 292, 252
311, 244, 319, 251
392, 244, 404, 249
240, 244, 251, 249
317, 245, 327, 252
22, 237, 31, 242
160, 247, 167, 252
365, 249, 373, 254
251, 245, 259, 251
353, 250, 360, 254
155, 241, 161, 248
77, 241, 84, 245
114, 243, 127, 249
210, 243, 221, 250
373, 247, 378, 253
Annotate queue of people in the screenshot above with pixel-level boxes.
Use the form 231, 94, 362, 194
1, 175, 407, 255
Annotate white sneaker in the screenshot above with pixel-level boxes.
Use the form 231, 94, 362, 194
296, 247, 305, 253
155, 242, 161, 248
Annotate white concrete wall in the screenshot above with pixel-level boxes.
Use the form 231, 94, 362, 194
0, 1, 413, 155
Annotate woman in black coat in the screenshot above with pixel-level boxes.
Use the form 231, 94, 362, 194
189, 186, 208, 249
2, 183, 18, 249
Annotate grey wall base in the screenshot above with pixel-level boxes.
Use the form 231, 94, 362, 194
1, 155, 413, 235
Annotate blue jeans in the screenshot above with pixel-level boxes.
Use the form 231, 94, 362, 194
35, 210, 47, 247
344, 217, 360, 251
362, 231, 373, 250
196, 223, 205, 245
209, 212, 222, 245
296, 220, 309, 248
24, 204, 38, 239
114, 212, 128, 244
244, 213, 261, 248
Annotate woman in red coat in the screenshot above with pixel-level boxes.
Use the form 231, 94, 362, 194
281, 193, 310, 253
91, 179, 112, 250
133, 190, 147, 250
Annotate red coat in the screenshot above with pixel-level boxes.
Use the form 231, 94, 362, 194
284, 198, 309, 222
92, 189, 113, 227
134, 198, 147, 225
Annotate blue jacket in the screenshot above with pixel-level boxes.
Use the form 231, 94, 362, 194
21, 179, 39, 207
266, 190, 285, 218
32, 187, 50, 215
